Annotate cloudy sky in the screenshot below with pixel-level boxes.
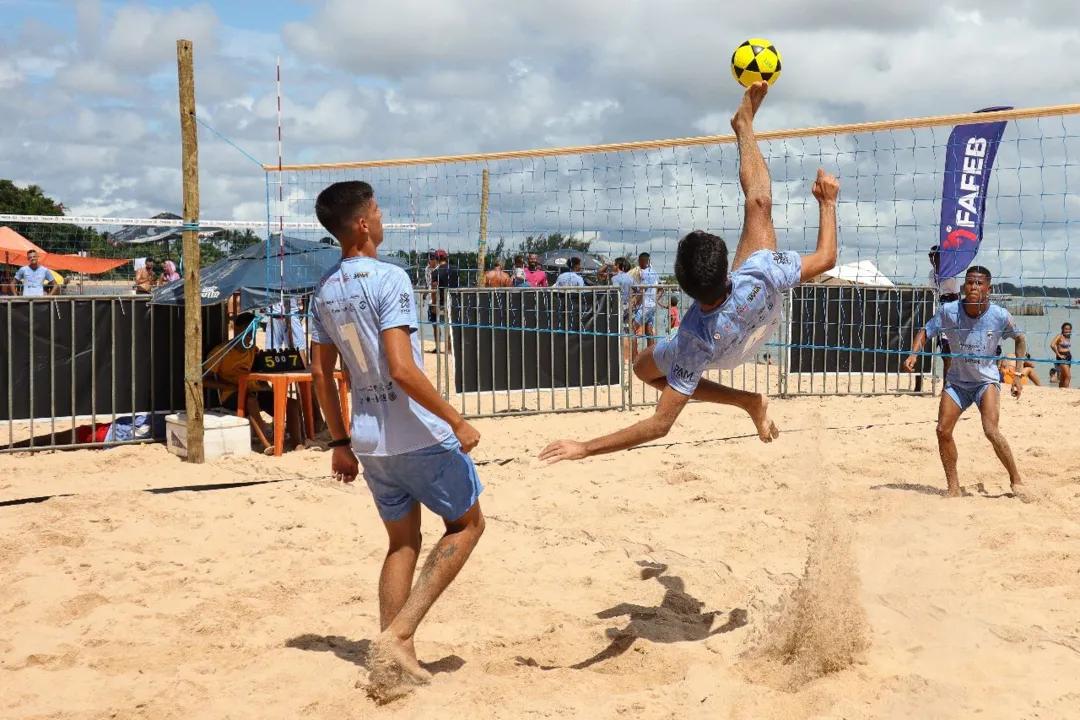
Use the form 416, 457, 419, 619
1, 0, 1079, 285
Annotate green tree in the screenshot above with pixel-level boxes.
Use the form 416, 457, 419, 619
519, 232, 591, 255
0, 179, 101, 256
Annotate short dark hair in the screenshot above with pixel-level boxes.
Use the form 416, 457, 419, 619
569, 257, 581, 270
614, 257, 630, 272
234, 312, 256, 328
966, 265, 992, 282
315, 181, 374, 238
674, 231, 729, 305
638, 252, 650, 261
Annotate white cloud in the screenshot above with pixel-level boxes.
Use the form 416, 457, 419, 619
0, 0, 1079, 289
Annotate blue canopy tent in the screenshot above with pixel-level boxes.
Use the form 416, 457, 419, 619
149, 233, 410, 312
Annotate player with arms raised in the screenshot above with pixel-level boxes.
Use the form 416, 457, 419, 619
540, 81, 840, 464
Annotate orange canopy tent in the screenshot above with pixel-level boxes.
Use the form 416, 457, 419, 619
0, 226, 131, 275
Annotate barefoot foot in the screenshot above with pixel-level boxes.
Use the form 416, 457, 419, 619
748, 394, 780, 443
364, 631, 431, 703
731, 81, 768, 132
1011, 481, 1033, 503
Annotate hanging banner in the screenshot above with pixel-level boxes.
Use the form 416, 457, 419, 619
937, 106, 1011, 279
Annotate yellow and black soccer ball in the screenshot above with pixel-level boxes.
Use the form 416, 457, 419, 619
731, 38, 782, 88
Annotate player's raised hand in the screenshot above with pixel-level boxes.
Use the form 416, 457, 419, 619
539, 439, 588, 464
812, 169, 840, 203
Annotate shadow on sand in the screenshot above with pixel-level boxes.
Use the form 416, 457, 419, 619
515, 560, 747, 671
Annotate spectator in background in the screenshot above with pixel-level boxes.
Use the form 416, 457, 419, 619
632, 251, 662, 351
524, 253, 548, 287
511, 255, 528, 287
1050, 322, 1072, 389
158, 260, 180, 285
14, 250, 57, 296
134, 258, 156, 294
484, 258, 512, 287
431, 249, 459, 353
611, 257, 635, 362
554, 257, 585, 287
928, 245, 962, 380
668, 294, 681, 329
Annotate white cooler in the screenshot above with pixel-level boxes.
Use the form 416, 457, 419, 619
165, 411, 251, 459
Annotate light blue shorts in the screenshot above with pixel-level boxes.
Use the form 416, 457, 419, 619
634, 306, 656, 329
944, 382, 997, 412
358, 436, 483, 523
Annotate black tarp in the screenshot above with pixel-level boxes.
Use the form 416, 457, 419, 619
451, 289, 621, 393
788, 284, 936, 374
0, 298, 227, 422
150, 234, 410, 312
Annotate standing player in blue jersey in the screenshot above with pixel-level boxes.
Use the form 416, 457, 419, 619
903, 265, 1027, 498
308, 181, 485, 695
539, 80, 840, 464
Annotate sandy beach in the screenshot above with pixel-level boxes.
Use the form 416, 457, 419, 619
2, 385, 1080, 719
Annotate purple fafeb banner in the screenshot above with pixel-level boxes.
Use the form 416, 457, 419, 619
936, 106, 1012, 279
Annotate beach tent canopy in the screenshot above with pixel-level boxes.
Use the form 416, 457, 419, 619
814, 260, 895, 287
539, 249, 607, 272
150, 233, 410, 311
0, 226, 131, 275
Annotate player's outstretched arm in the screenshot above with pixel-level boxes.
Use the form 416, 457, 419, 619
383, 326, 480, 453
799, 169, 840, 282
538, 386, 690, 464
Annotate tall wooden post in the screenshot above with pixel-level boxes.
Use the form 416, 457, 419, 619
476, 168, 490, 287
177, 39, 204, 463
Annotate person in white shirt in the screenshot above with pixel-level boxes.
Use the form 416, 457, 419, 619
928, 245, 963, 380
553, 257, 585, 287
307, 180, 485, 699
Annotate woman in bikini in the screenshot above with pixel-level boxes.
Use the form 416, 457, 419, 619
1050, 322, 1072, 389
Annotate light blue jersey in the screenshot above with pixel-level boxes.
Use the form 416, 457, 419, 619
637, 266, 660, 311
310, 256, 453, 456
924, 301, 1022, 387
554, 271, 585, 287
611, 272, 634, 313
15, 265, 53, 296
654, 250, 802, 395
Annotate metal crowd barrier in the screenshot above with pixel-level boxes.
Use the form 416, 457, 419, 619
419, 281, 938, 420
1, 296, 227, 453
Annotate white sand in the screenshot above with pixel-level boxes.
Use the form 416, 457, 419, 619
2, 387, 1080, 719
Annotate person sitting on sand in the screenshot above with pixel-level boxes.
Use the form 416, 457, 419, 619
204, 312, 305, 454
539, 81, 840, 464
307, 180, 485, 699
904, 266, 1027, 498
998, 353, 1041, 387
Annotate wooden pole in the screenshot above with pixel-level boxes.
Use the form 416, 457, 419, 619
476, 168, 490, 287
177, 39, 204, 464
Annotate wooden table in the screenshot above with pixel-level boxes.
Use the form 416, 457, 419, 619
235, 369, 349, 457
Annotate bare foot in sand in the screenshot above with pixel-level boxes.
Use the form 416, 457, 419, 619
371, 630, 431, 682
749, 394, 780, 443
1011, 481, 1033, 503
946, 485, 961, 498
731, 81, 768, 132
